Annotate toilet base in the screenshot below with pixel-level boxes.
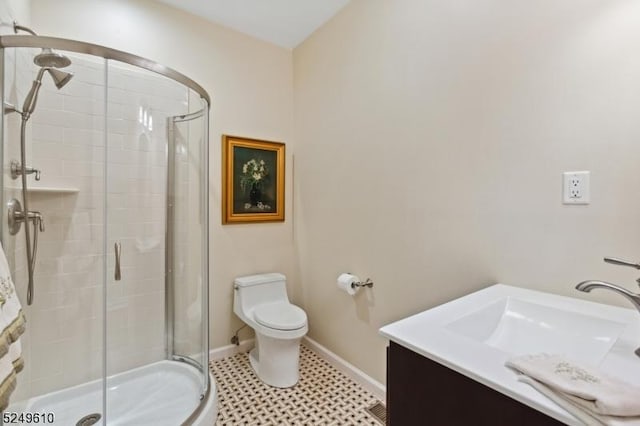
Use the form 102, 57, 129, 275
249, 333, 302, 388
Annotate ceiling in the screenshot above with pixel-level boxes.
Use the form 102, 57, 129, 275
155, 0, 351, 49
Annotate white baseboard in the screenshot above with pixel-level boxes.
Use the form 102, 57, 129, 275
302, 336, 386, 402
208, 336, 386, 402
209, 338, 255, 361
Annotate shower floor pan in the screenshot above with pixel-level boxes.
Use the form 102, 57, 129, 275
8, 360, 217, 425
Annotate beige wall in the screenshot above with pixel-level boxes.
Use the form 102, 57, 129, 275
293, 0, 640, 383
30, 0, 296, 350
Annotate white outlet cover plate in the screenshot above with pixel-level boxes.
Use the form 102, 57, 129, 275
563, 171, 590, 204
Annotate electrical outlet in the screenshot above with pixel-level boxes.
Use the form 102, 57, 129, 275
563, 171, 590, 204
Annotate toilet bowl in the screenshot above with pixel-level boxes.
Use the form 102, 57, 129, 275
233, 273, 308, 388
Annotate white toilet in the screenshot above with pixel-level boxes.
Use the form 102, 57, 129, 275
233, 273, 308, 388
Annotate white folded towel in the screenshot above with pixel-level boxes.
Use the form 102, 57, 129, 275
506, 354, 640, 426
0, 242, 25, 411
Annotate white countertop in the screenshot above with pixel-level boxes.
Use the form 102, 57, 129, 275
379, 284, 640, 425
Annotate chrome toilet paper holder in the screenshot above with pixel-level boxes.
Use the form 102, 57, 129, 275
351, 278, 374, 289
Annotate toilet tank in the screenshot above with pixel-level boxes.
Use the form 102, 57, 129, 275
234, 273, 290, 314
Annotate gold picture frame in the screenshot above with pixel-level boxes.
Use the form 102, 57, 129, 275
222, 135, 285, 224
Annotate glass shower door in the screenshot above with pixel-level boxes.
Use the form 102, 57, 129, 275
166, 97, 209, 400
104, 59, 172, 424
103, 60, 208, 424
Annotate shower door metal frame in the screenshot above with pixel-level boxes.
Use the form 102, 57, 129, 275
0, 35, 211, 104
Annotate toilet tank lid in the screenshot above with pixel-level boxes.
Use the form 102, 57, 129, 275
234, 273, 286, 287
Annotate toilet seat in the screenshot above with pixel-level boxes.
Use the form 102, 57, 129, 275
254, 302, 307, 331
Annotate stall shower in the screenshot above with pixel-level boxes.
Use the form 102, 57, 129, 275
0, 26, 215, 425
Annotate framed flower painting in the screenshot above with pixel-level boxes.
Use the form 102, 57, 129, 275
222, 135, 285, 224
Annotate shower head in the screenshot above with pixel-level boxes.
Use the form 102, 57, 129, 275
47, 68, 74, 89
12, 22, 73, 69
34, 48, 71, 68
22, 67, 74, 120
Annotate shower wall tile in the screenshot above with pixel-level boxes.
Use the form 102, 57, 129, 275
64, 96, 105, 116
75, 66, 105, 87
31, 158, 65, 177
62, 160, 104, 177
36, 108, 97, 130
29, 343, 63, 380
31, 123, 64, 142
54, 80, 104, 100
63, 128, 105, 146
31, 141, 66, 159
29, 375, 64, 399
37, 92, 65, 110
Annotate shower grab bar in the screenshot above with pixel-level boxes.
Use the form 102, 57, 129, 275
114, 242, 122, 281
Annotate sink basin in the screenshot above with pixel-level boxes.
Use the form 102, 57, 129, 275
445, 297, 626, 365
379, 284, 640, 426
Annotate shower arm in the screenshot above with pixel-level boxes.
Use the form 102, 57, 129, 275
13, 22, 38, 36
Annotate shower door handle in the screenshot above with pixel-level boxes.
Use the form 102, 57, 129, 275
114, 242, 122, 281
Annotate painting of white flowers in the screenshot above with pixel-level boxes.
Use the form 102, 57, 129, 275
222, 135, 285, 224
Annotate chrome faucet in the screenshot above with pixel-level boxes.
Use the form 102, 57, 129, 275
575, 281, 640, 314
576, 256, 640, 358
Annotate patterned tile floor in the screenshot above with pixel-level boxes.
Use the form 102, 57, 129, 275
209, 344, 382, 425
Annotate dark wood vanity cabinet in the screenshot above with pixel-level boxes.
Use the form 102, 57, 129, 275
386, 341, 565, 426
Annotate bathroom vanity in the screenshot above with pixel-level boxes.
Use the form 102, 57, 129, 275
386, 341, 562, 425
380, 284, 640, 426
